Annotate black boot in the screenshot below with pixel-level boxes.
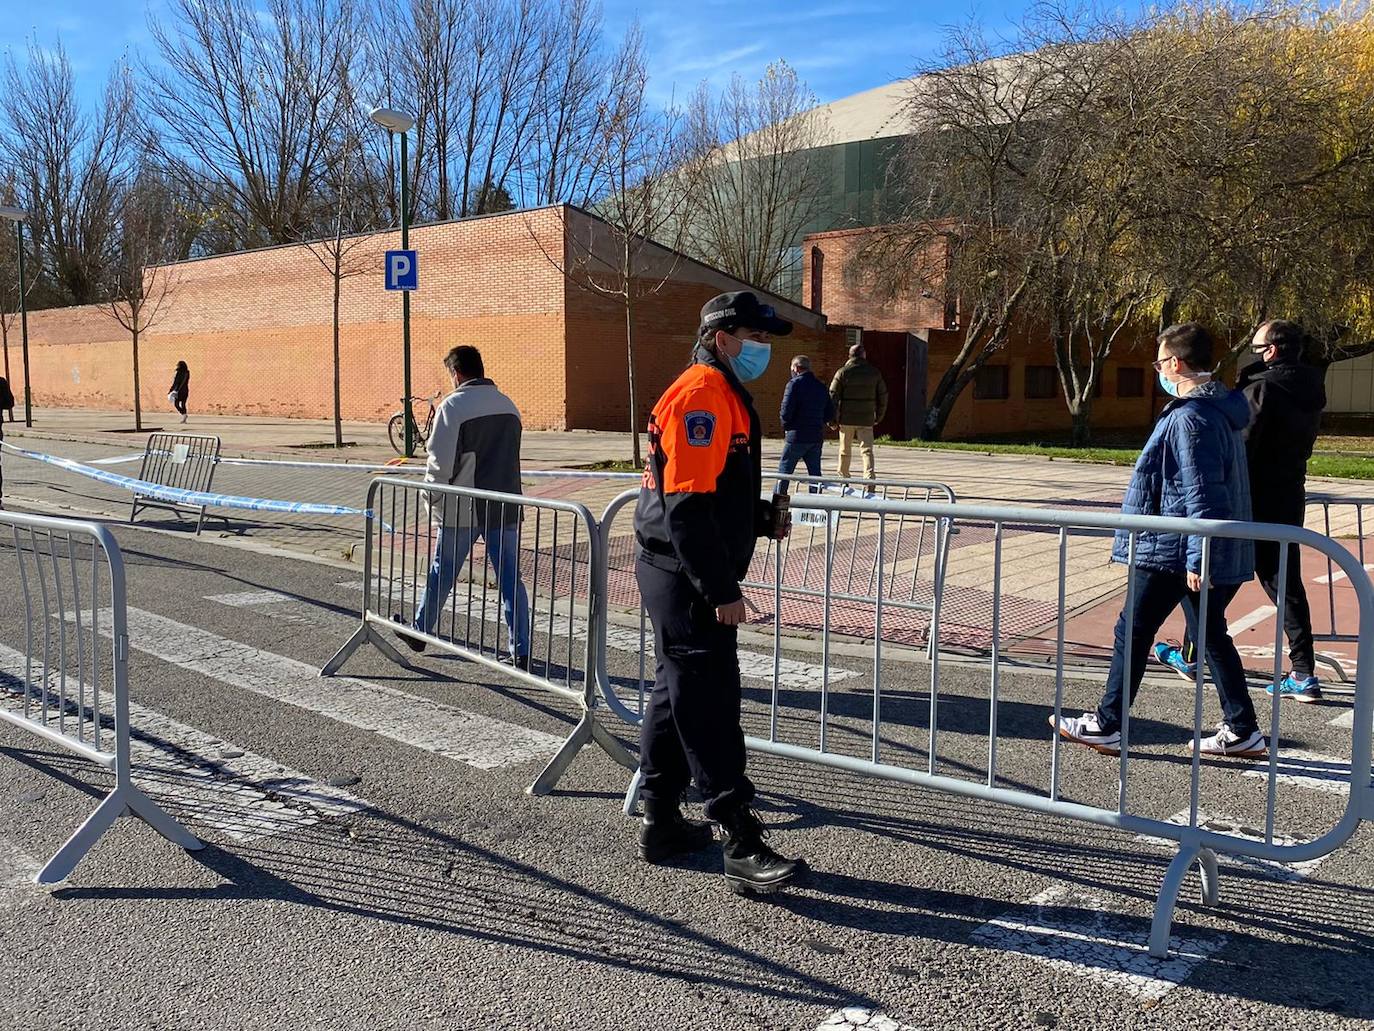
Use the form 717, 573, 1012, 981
390, 614, 426, 653
638, 797, 714, 864
718, 807, 802, 895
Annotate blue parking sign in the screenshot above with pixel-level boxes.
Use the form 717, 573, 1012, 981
385, 250, 418, 291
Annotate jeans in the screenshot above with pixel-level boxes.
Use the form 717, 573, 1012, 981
776, 439, 822, 494
413, 522, 531, 658
1096, 568, 1259, 737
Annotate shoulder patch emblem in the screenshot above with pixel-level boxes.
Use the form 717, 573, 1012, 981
684, 410, 716, 447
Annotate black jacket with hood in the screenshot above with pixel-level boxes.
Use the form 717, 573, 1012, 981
1237, 354, 1326, 518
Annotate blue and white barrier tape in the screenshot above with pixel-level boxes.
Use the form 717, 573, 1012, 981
0, 441, 380, 522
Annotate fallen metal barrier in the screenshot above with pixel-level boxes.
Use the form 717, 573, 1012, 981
131, 432, 221, 534
593, 488, 1374, 958
0, 510, 201, 883
321, 477, 637, 794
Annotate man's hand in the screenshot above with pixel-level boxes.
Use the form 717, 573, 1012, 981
1187, 571, 1204, 593
715, 598, 747, 625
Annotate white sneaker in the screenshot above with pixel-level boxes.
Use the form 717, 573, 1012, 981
1196, 722, 1267, 758
180, 414, 188, 423
1050, 712, 1121, 755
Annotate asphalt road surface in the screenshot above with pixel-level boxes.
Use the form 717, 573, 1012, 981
2, 518, 1372, 1030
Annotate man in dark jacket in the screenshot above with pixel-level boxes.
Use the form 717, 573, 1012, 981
1053, 324, 1266, 758
776, 355, 835, 493
1155, 320, 1327, 702
829, 344, 888, 481
0, 375, 10, 506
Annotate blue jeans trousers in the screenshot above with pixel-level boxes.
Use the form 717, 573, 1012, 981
413, 523, 531, 658
776, 440, 823, 494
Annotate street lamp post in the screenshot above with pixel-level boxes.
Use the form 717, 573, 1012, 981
0, 206, 31, 427
368, 107, 417, 457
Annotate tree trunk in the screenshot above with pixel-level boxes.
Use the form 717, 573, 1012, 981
1070, 398, 1092, 447
2, 319, 10, 383
332, 252, 343, 448
625, 292, 641, 469
131, 316, 143, 433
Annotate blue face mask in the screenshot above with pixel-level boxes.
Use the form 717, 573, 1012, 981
1158, 371, 1180, 398
728, 337, 772, 382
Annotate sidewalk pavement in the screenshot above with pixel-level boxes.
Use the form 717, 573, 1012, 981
6, 405, 1144, 504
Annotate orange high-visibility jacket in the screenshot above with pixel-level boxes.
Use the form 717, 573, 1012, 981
634, 346, 770, 605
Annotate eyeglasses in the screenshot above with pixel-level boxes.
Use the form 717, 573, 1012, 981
1151, 356, 1173, 371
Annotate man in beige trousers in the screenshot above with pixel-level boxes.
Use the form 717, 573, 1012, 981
829, 343, 888, 481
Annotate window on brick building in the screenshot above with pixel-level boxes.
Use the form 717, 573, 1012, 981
974, 365, 1010, 400
1117, 367, 1145, 398
1024, 366, 1058, 399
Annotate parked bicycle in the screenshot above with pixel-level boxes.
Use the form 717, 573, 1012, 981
388, 392, 442, 455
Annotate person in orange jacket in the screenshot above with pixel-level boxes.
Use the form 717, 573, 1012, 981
632, 290, 803, 895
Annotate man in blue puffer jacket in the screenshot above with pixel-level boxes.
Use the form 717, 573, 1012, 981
1052, 323, 1267, 758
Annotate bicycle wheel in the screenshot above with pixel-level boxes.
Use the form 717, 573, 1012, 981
387, 414, 407, 455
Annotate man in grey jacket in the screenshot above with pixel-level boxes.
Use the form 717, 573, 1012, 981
394, 345, 531, 668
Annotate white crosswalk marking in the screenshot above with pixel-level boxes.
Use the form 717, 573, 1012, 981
969, 884, 1226, 1001
107, 607, 564, 770
0, 838, 42, 899
1314, 563, 1374, 585
0, 644, 366, 843
1134, 811, 1327, 881
815, 1009, 921, 1031
1243, 749, 1355, 796
329, 580, 861, 686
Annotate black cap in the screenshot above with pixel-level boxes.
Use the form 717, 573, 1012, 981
699, 291, 793, 337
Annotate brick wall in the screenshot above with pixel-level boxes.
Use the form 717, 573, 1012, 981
19, 208, 572, 427
803, 226, 950, 333
13, 206, 840, 436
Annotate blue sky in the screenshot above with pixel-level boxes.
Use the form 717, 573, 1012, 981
0, 0, 1097, 113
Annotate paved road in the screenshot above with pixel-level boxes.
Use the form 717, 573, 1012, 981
2, 516, 1372, 1030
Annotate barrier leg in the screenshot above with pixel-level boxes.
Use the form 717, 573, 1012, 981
320, 621, 413, 677
125, 783, 203, 852
526, 709, 637, 796
1315, 653, 1349, 682
622, 766, 644, 817
35, 790, 128, 885
1148, 843, 1218, 958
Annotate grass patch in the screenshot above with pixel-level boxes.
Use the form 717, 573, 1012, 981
574, 459, 641, 473
877, 436, 1374, 480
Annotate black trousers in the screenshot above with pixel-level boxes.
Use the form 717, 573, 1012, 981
1176, 514, 1313, 681
173, 394, 188, 416
636, 554, 754, 820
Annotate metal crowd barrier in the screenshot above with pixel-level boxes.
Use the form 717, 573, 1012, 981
1307, 492, 1374, 682
320, 477, 637, 793
131, 432, 221, 534
0, 510, 201, 883
593, 489, 1374, 958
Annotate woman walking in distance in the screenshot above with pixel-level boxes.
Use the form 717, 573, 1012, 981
169, 361, 190, 423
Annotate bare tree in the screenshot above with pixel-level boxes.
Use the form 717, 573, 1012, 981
98, 166, 182, 431
680, 60, 831, 294
146, 0, 366, 246
299, 133, 386, 447
519, 0, 609, 207
866, 33, 1070, 440
528, 25, 700, 468
2, 42, 132, 304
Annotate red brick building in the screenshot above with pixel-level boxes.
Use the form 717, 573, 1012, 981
802, 225, 1162, 440
18, 205, 851, 437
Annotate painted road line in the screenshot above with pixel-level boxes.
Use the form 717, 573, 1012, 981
1227, 605, 1276, 636
815, 1009, 921, 1031
968, 884, 1226, 1001
332, 580, 862, 686
1242, 749, 1355, 796
206, 590, 329, 625
1314, 563, 1374, 585
1327, 708, 1374, 730
0, 838, 42, 900
107, 607, 565, 770
1134, 811, 1326, 882
0, 645, 366, 843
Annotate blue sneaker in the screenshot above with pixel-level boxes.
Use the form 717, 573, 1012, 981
1154, 641, 1197, 682
1266, 673, 1322, 703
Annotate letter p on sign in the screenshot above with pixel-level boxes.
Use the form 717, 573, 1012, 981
385, 250, 418, 291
